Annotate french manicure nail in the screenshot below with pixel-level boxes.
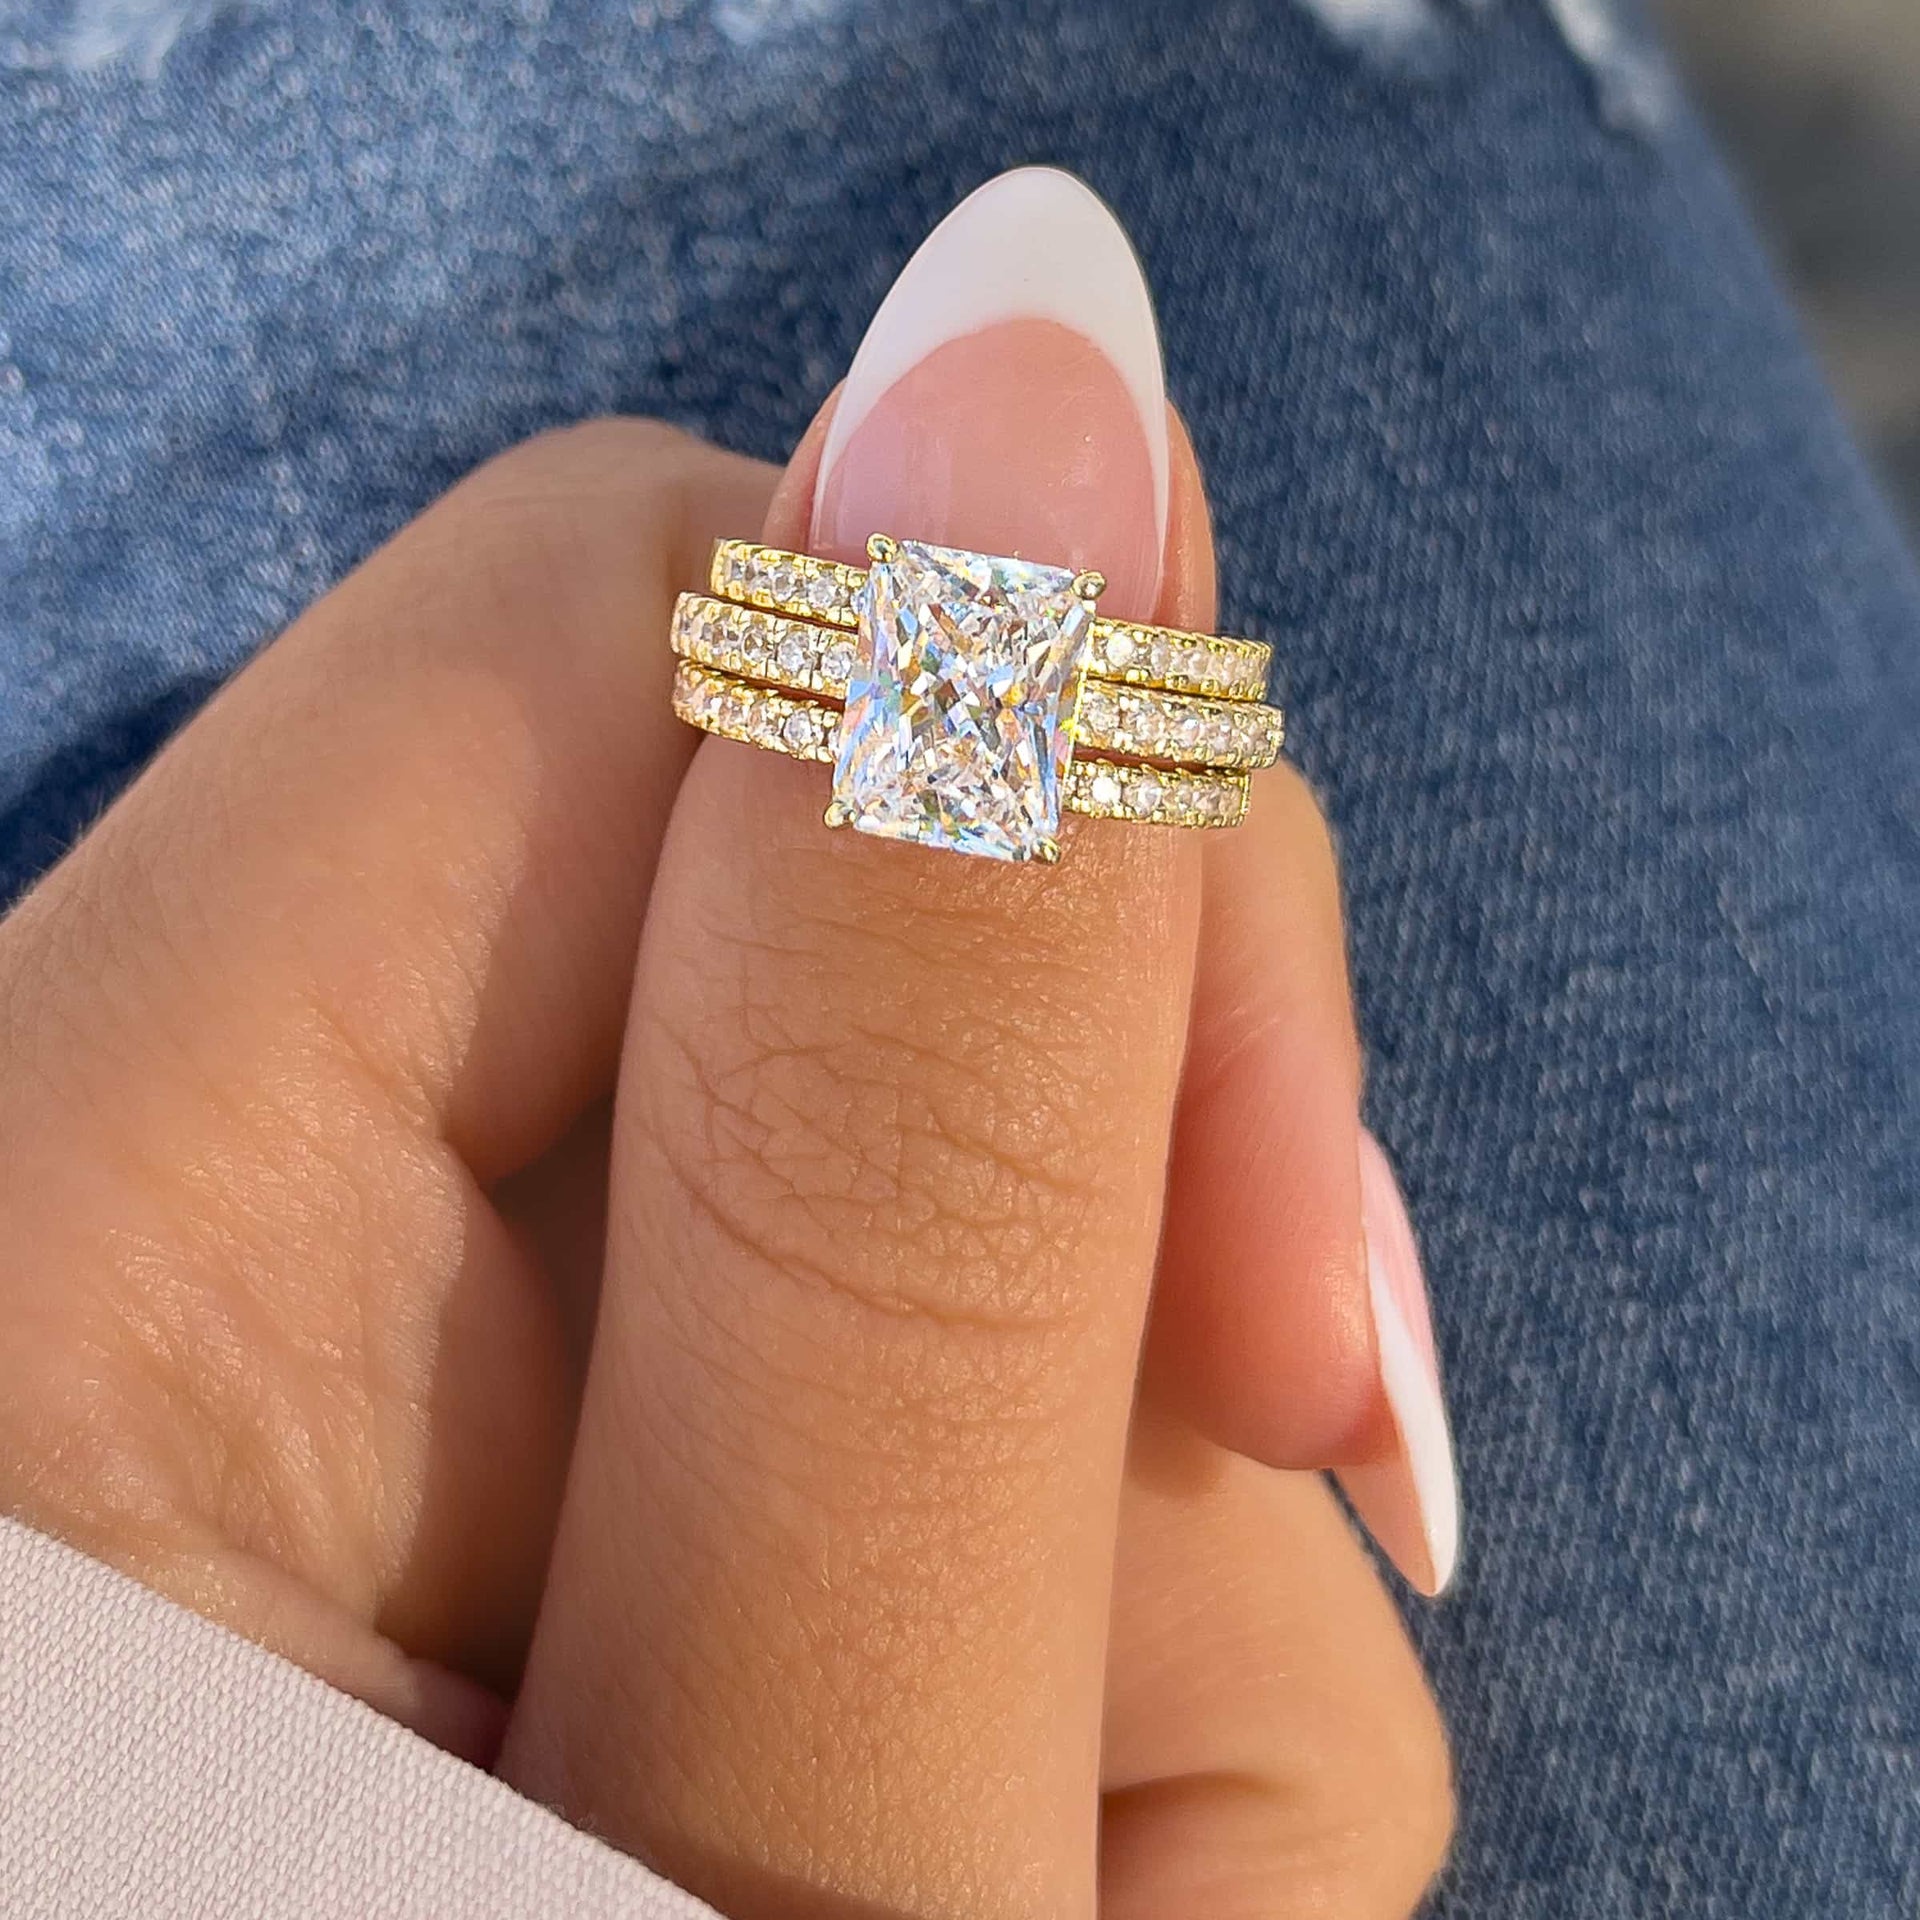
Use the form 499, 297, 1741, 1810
1337, 1130, 1461, 1597
810, 167, 1168, 620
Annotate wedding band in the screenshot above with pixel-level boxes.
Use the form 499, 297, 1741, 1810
674, 534, 1284, 864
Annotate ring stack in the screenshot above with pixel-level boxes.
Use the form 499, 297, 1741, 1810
672, 534, 1284, 865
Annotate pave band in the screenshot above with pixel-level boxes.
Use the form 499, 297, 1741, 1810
672, 594, 1284, 772
673, 662, 1250, 830
710, 539, 1273, 702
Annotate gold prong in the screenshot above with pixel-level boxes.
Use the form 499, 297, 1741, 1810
1034, 838, 1063, 865
866, 533, 899, 565
1071, 568, 1105, 603
824, 800, 853, 829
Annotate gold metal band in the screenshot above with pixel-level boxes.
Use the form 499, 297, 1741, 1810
673, 661, 1250, 830
672, 593, 1284, 773
709, 539, 1273, 703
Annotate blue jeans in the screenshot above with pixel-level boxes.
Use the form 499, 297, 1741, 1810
2, 2, 1915, 1910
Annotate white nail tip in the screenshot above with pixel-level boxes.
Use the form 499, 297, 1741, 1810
1368, 1245, 1461, 1596
816, 166, 1169, 548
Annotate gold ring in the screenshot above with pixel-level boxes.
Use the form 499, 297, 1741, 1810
674, 534, 1284, 864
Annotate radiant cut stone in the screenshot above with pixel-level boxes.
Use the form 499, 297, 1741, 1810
833, 540, 1094, 861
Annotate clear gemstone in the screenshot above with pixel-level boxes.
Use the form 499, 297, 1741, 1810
1103, 630, 1135, 670
1129, 772, 1164, 815
832, 540, 1093, 861
776, 633, 809, 679
1078, 687, 1118, 741
782, 708, 819, 753
1089, 771, 1123, 809
821, 639, 857, 686
808, 572, 840, 614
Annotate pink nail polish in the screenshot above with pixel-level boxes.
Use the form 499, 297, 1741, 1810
1337, 1130, 1462, 1596
810, 167, 1168, 620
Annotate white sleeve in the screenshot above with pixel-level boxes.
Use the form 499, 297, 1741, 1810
0, 1517, 722, 1919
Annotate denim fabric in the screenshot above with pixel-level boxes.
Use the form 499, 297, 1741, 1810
3, 1, 1917, 1912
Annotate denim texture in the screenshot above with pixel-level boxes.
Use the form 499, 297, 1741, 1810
3, 2, 1917, 1912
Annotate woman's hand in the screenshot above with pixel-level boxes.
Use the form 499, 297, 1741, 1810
0, 171, 1453, 1919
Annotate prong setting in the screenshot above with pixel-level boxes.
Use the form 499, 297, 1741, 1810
866, 533, 899, 565
1071, 568, 1105, 603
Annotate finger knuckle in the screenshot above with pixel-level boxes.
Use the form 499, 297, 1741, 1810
626, 837, 1173, 1423
640, 968, 1102, 1345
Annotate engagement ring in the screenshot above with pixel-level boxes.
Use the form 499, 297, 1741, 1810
672, 535, 1284, 863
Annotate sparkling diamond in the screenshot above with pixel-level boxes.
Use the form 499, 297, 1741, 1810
776, 633, 809, 679
1129, 771, 1164, 816
821, 639, 857, 686
782, 708, 820, 754
808, 572, 840, 614
832, 540, 1094, 861
1078, 687, 1118, 741
1103, 630, 1136, 670
1089, 771, 1123, 810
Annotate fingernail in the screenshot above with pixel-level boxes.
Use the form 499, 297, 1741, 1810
1336, 1130, 1461, 1597
811, 167, 1168, 620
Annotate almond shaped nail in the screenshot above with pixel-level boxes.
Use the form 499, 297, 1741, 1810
810, 166, 1168, 619
1336, 1130, 1462, 1596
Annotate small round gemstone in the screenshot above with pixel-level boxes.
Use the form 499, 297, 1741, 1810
1147, 638, 1172, 677
1129, 773, 1164, 815
807, 573, 839, 614
821, 640, 857, 685
1089, 771, 1123, 809
1181, 645, 1213, 687
776, 634, 809, 678
1103, 631, 1135, 670
1118, 693, 1154, 745
1078, 689, 1118, 740
771, 561, 800, 601
782, 709, 820, 753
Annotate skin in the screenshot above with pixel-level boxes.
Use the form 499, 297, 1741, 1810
0, 409, 1451, 1918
